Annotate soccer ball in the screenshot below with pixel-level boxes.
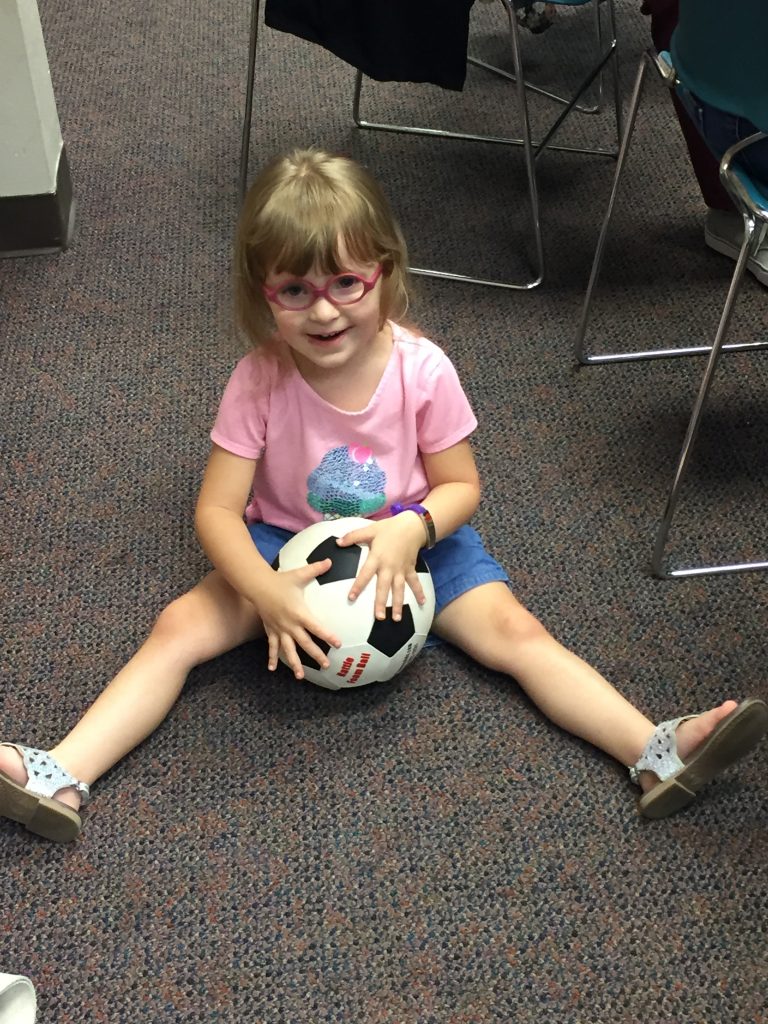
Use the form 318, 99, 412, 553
273, 516, 436, 690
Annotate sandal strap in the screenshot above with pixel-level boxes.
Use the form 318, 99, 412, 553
628, 714, 700, 786
0, 743, 90, 806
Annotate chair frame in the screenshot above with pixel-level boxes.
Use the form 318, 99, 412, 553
239, 0, 621, 292
467, 0, 613, 119
574, 48, 768, 578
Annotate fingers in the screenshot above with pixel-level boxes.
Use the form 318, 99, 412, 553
373, 573, 416, 621
348, 554, 421, 621
373, 570, 395, 621
294, 627, 333, 677
347, 557, 377, 603
385, 574, 405, 622
275, 632, 307, 680
262, 559, 346, 680
300, 557, 333, 581
357, 566, 406, 622
368, 567, 432, 620
336, 527, 374, 548
271, 627, 335, 680
406, 569, 426, 606
267, 632, 281, 672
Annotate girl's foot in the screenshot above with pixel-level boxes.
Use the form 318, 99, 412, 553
0, 744, 82, 811
637, 700, 738, 794
634, 698, 768, 818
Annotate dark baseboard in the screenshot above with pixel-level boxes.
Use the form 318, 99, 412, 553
0, 146, 75, 258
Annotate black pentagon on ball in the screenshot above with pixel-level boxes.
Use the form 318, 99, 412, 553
367, 605, 416, 657
297, 633, 332, 669
308, 537, 363, 584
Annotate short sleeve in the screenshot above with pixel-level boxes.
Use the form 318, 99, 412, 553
414, 348, 478, 454
210, 353, 272, 460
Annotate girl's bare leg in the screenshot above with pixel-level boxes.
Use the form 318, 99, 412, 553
0, 571, 263, 809
433, 582, 738, 790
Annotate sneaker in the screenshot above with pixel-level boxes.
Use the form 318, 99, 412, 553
704, 209, 768, 287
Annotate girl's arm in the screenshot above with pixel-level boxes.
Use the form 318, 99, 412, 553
339, 438, 481, 618
418, 437, 481, 541
195, 444, 341, 677
195, 444, 275, 599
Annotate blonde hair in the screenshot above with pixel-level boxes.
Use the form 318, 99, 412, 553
234, 148, 411, 349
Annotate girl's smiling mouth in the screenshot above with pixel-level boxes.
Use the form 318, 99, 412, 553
308, 328, 348, 342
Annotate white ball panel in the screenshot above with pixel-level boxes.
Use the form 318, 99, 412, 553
275, 516, 436, 690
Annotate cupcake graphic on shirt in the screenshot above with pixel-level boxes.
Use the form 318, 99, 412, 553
307, 444, 386, 518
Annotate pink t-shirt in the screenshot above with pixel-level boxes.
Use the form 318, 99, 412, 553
210, 321, 477, 531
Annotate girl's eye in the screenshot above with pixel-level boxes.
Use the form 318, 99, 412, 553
335, 275, 359, 291
279, 282, 307, 298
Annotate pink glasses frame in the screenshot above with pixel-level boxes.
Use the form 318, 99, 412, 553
262, 264, 383, 311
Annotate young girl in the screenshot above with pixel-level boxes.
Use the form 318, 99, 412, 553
1, 148, 766, 843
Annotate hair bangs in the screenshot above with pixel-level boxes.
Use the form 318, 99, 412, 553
255, 188, 386, 279
263, 216, 337, 278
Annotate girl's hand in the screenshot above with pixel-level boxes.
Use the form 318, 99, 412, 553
255, 560, 342, 680
336, 517, 427, 622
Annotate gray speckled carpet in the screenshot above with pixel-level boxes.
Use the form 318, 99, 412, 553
2, 2, 767, 1022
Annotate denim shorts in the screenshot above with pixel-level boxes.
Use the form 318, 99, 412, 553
247, 521, 509, 646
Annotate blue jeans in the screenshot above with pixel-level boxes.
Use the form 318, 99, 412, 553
678, 87, 768, 196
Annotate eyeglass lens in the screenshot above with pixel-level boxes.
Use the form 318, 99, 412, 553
274, 274, 366, 310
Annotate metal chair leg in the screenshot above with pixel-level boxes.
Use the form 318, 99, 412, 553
576, 54, 768, 578
355, 0, 619, 158
574, 53, 650, 366
239, 0, 262, 203
463, 34, 617, 161
241, 0, 613, 289
589, 0, 604, 113
354, 0, 545, 290
575, 52, 768, 365
605, 0, 623, 146
652, 217, 768, 578
526, 0, 623, 154
416, 0, 543, 290
533, 34, 616, 157
467, 0, 615, 125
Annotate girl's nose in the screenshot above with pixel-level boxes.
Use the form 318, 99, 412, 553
308, 296, 339, 321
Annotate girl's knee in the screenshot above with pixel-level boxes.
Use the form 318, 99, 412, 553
491, 600, 550, 645
150, 593, 206, 649
148, 583, 257, 665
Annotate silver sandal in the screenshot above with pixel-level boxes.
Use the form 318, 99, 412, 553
630, 698, 768, 819
0, 743, 90, 842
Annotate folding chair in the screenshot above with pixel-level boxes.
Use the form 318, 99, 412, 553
239, 0, 621, 291
574, 48, 768, 578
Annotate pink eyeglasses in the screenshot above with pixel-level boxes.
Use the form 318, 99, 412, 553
263, 265, 383, 311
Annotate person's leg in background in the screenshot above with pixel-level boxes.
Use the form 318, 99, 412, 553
688, 98, 768, 285
642, 0, 768, 286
